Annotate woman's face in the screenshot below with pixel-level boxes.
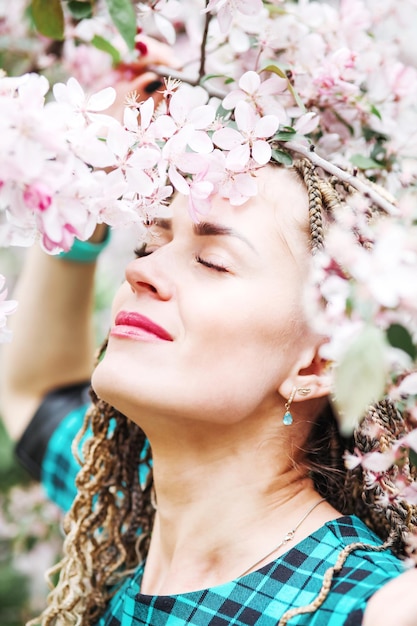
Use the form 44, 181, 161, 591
92, 166, 318, 427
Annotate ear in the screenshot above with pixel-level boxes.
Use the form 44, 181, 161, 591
278, 344, 332, 403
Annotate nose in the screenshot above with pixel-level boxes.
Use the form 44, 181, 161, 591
125, 249, 174, 301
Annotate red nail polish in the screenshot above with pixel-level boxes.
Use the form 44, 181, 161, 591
135, 41, 148, 56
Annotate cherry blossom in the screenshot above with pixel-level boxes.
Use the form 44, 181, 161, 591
0, 275, 17, 343
204, 0, 264, 34
213, 100, 279, 170
52, 77, 116, 128
222, 71, 288, 117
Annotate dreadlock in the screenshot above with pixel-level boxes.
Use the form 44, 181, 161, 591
31, 158, 417, 625
28, 341, 155, 625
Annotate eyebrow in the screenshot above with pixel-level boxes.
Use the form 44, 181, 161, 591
150, 218, 172, 230
192, 221, 258, 254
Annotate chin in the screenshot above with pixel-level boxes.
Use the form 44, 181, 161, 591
91, 360, 121, 409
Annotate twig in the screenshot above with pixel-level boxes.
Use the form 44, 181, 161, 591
286, 141, 399, 215
147, 64, 227, 99
199, 3, 212, 82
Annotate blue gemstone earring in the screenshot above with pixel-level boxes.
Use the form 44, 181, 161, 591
283, 387, 297, 426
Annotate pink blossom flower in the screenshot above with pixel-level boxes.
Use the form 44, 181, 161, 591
205, 0, 264, 33
53, 77, 116, 127
0, 275, 17, 343
23, 182, 53, 212
222, 71, 288, 117
154, 85, 215, 154
213, 100, 279, 170
137, 1, 180, 45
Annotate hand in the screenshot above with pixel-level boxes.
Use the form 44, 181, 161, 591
103, 35, 180, 122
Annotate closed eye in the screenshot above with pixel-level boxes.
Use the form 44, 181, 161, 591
134, 244, 152, 258
134, 246, 230, 273
195, 255, 230, 273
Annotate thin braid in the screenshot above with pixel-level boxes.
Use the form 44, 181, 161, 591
344, 398, 417, 555
29, 342, 155, 626
278, 537, 395, 625
292, 159, 324, 252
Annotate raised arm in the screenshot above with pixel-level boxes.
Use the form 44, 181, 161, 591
0, 226, 107, 439
1, 53, 174, 440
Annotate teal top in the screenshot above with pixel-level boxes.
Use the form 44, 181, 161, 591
41, 405, 405, 625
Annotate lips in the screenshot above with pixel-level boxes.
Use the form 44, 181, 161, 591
112, 311, 173, 341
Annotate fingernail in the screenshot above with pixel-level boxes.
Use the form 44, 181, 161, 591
135, 40, 148, 56
144, 79, 163, 94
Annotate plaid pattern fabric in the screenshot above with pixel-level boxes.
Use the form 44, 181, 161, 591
42, 403, 91, 511
96, 516, 404, 626
42, 409, 405, 626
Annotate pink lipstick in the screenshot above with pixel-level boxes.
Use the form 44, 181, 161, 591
111, 311, 173, 342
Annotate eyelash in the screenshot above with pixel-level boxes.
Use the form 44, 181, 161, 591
134, 244, 151, 258
195, 255, 229, 273
133, 246, 229, 273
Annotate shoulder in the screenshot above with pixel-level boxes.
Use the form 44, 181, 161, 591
363, 566, 417, 626
324, 515, 405, 580
310, 515, 405, 619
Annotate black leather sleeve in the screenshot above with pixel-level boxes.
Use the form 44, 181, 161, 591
15, 382, 91, 481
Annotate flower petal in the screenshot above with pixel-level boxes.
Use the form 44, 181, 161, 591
252, 140, 272, 165
234, 100, 256, 133
238, 71, 260, 95
255, 115, 280, 138
226, 143, 250, 171
213, 127, 243, 150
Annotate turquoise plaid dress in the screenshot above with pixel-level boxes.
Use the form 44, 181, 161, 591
41, 404, 405, 626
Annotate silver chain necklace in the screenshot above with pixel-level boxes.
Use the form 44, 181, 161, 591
238, 498, 326, 578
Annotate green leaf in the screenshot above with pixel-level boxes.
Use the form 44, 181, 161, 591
262, 63, 287, 79
31, 0, 65, 40
350, 154, 384, 170
370, 142, 386, 163
409, 448, 417, 469
91, 34, 121, 65
67, 0, 93, 20
362, 125, 388, 142
273, 130, 296, 141
370, 104, 382, 121
271, 149, 293, 166
104, 0, 136, 50
387, 323, 417, 360
262, 63, 306, 113
334, 325, 387, 435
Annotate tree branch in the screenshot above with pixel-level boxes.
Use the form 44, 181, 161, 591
147, 64, 227, 99
285, 141, 399, 215
144, 67, 399, 216
199, 3, 212, 82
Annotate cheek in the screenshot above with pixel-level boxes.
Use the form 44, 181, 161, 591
110, 282, 130, 321
181, 284, 304, 386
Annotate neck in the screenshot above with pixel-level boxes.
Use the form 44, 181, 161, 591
139, 415, 338, 595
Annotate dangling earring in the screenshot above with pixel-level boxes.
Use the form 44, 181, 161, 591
283, 386, 297, 425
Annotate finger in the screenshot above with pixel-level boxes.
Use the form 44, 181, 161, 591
103, 72, 164, 121
133, 34, 181, 70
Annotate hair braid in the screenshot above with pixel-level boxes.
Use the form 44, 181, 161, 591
292, 159, 325, 252
344, 399, 417, 554
29, 380, 154, 625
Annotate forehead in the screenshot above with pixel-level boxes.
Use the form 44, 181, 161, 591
148, 166, 310, 257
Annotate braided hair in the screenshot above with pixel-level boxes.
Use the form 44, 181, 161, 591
30, 159, 417, 625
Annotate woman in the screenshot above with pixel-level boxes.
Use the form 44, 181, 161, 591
3, 129, 417, 624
